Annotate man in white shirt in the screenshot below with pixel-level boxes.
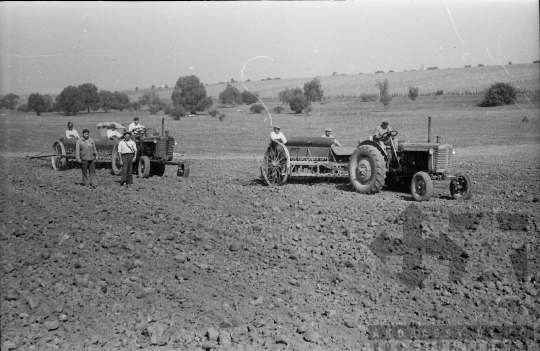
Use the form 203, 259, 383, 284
374, 119, 392, 149
65, 122, 80, 139
117, 131, 138, 188
107, 124, 122, 140
322, 128, 342, 147
128, 117, 145, 135
270, 125, 287, 144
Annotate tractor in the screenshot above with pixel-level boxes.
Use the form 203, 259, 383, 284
349, 117, 472, 201
260, 117, 472, 201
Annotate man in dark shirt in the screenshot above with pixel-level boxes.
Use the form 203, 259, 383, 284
75, 129, 98, 188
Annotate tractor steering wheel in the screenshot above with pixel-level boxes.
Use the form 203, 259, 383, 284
381, 130, 398, 140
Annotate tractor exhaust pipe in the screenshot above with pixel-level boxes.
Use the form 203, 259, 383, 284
427, 117, 431, 143
161, 118, 165, 137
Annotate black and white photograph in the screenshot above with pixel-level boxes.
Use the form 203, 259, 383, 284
1, 1, 539, 350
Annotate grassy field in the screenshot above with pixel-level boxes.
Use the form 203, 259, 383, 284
126, 63, 539, 102
2, 93, 539, 159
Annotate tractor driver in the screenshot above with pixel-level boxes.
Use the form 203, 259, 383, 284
373, 119, 393, 149
128, 117, 146, 136
270, 125, 287, 144
322, 128, 342, 147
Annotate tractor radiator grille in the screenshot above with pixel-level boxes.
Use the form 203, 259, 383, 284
433, 147, 453, 173
156, 138, 175, 159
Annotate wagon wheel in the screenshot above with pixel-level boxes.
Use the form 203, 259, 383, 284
261, 142, 290, 186
51, 141, 67, 171
111, 142, 122, 176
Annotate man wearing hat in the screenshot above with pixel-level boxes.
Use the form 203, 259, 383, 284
270, 125, 287, 144
322, 128, 342, 147
107, 123, 122, 140
117, 131, 138, 188
75, 129, 98, 188
128, 117, 145, 135
373, 119, 393, 149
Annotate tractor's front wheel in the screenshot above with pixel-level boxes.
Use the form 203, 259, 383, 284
138, 156, 151, 178
410, 171, 433, 201
177, 161, 190, 178
450, 173, 473, 200
348, 145, 386, 194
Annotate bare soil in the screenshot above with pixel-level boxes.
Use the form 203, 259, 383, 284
1, 142, 539, 350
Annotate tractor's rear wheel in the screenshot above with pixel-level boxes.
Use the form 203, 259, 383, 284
261, 142, 290, 186
450, 173, 473, 200
111, 142, 122, 176
410, 171, 433, 201
348, 145, 386, 194
51, 141, 67, 171
138, 156, 151, 178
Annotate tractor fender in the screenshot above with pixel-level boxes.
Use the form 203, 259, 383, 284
356, 140, 387, 158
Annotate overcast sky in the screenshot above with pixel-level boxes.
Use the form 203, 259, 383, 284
0, 1, 538, 96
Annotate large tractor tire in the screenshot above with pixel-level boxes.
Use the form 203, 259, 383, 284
450, 173, 473, 200
111, 142, 122, 176
410, 171, 433, 201
348, 145, 386, 194
138, 156, 151, 179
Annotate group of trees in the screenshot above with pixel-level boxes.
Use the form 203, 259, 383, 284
0, 93, 21, 110
217, 84, 261, 107
277, 78, 324, 114
55, 83, 131, 116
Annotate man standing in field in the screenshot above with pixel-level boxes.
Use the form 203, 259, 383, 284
270, 125, 287, 144
373, 119, 392, 149
75, 129, 98, 188
118, 131, 137, 188
322, 128, 342, 147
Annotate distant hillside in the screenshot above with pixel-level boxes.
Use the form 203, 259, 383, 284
127, 63, 539, 103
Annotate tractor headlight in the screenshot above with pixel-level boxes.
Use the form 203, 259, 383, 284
154, 139, 157, 143
174, 142, 178, 146
452, 149, 456, 155
428, 148, 434, 155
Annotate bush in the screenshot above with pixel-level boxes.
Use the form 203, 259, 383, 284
480, 82, 516, 107
250, 104, 264, 114
288, 87, 309, 113
17, 104, 28, 112
435, 90, 444, 96
209, 109, 219, 117
218, 113, 226, 121
131, 101, 141, 111
171, 106, 186, 120
408, 86, 419, 101
241, 90, 259, 104
359, 93, 378, 102
376, 78, 392, 111
163, 104, 172, 115
273, 106, 284, 114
